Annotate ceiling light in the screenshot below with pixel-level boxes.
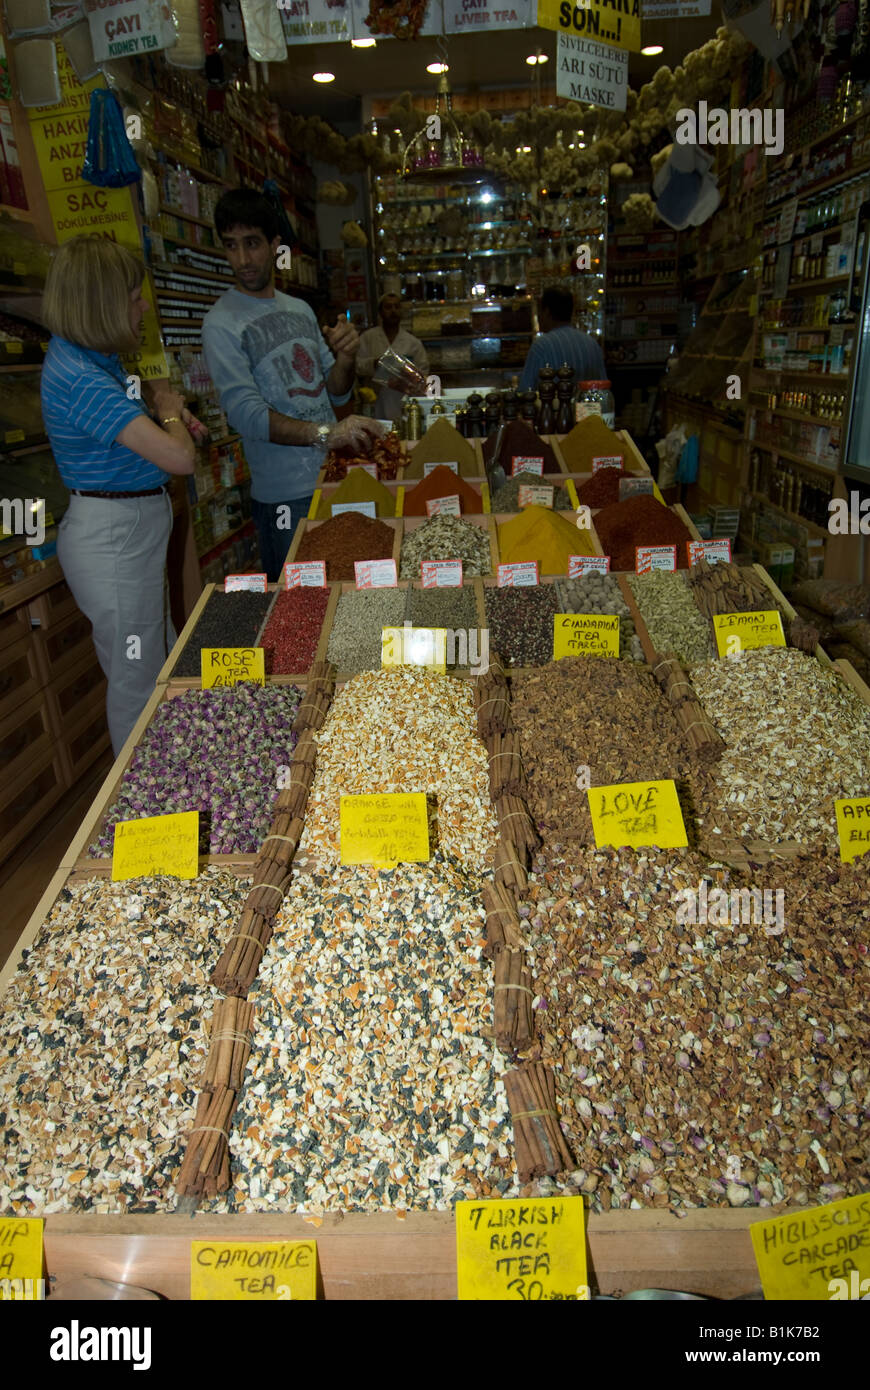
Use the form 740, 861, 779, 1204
351, 38, 376, 47
427, 61, 448, 74
313, 72, 335, 83
526, 52, 548, 65
641, 45, 664, 56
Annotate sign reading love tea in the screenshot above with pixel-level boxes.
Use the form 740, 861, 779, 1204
588, 779, 687, 849
456, 1197, 588, 1301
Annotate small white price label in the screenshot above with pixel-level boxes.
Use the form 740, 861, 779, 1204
426, 495, 461, 517
636, 545, 677, 574
284, 561, 327, 588
421, 560, 463, 588
224, 573, 267, 592
497, 561, 539, 587
511, 456, 545, 476
355, 558, 398, 588
687, 539, 732, 566
518, 484, 554, 509
349, 463, 378, 479
332, 500, 377, 518
592, 455, 624, 471
569, 555, 611, 576
423, 460, 459, 476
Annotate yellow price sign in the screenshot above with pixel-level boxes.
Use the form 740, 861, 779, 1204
750, 1194, 870, 1301
456, 1197, 588, 1301
536, 0, 641, 50
0, 1218, 44, 1300
340, 792, 429, 868
835, 795, 870, 863
112, 810, 199, 881
381, 626, 447, 673
190, 1241, 317, 1301
713, 610, 785, 658
201, 647, 265, 688
554, 613, 619, 660
587, 779, 688, 850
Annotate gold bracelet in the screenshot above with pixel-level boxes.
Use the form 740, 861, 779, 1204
162, 416, 182, 425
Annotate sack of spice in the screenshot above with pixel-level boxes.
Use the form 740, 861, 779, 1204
402, 417, 478, 479
402, 465, 482, 516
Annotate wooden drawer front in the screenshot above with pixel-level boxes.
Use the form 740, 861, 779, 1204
49, 652, 106, 735
61, 710, 111, 785
0, 602, 30, 652
0, 693, 53, 786
0, 748, 65, 866
0, 632, 41, 722
32, 610, 95, 683
28, 580, 78, 634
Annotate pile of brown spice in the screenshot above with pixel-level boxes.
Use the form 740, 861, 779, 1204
593, 494, 693, 571
294, 511, 395, 582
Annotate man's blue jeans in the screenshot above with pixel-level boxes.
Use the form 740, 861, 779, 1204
251, 494, 314, 583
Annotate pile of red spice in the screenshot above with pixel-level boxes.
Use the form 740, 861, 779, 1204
260, 587, 331, 674
483, 419, 557, 474
294, 511, 395, 581
574, 468, 622, 508
322, 432, 402, 481
593, 494, 692, 571
402, 465, 483, 516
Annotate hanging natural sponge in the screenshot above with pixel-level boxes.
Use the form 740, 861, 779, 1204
610, 162, 634, 179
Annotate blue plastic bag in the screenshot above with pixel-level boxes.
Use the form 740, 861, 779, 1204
82, 90, 141, 188
678, 434, 699, 486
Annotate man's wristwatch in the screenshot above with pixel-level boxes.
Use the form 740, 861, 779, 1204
313, 424, 331, 450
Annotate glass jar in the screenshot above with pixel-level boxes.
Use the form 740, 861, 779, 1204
574, 379, 615, 429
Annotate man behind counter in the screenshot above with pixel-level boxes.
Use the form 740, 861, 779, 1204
519, 287, 606, 392
202, 188, 382, 581
356, 293, 428, 423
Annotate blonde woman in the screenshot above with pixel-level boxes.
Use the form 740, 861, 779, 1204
41, 235, 201, 755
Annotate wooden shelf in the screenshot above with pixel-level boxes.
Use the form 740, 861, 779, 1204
154, 288, 221, 304
761, 273, 849, 293
750, 491, 831, 537
750, 440, 839, 475
159, 203, 213, 229
152, 259, 233, 286
3, 438, 49, 456
150, 147, 228, 186
765, 153, 870, 209
0, 558, 63, 613
752, 367, 849, 383
0, 203, 34, 222
159, 233, 225, 259
756, 405, 846, 429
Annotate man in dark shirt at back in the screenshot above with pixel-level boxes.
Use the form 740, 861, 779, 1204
519, 286, 606, 391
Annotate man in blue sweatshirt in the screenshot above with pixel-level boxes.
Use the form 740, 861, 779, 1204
519, 286, 606, 393
202, 188, 381, 580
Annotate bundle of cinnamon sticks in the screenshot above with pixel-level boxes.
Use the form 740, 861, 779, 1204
211, 904, 273, 996
201, 996, 255, 1092
493, 947, 534, 1053
176, 1085, 235, 1198
482, 880, 524, 957
494, 792, 540, 860
292, 661, 336, 734
651, 652, 725, 761
474, 651, 511, 739
484, 727, 525, 799
493, 838, 527, 893
504, 1063, 574, 1182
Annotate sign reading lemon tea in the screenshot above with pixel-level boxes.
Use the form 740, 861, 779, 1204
112, 810, 199, 880
588, 779, 688, 850
191, 1240, 317, 1301
749, 1193, 870, 1301
554, 613, 619, 659
382, 626, 447, 673
835, 796, 870, 863
712, 610, 785, 658
0, 1218, 44, 1300
456, 1197, 588, 1300
201, 647, 266, 688
340, 792, 429, 868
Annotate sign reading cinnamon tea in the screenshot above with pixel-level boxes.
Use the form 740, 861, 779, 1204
554, 613, 619, 659
456, 1196, 588, 1300
190, 1240, 317, 1301
587, 779, 688, 849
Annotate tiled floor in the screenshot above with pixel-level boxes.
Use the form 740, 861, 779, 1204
0, 750, 113, 971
